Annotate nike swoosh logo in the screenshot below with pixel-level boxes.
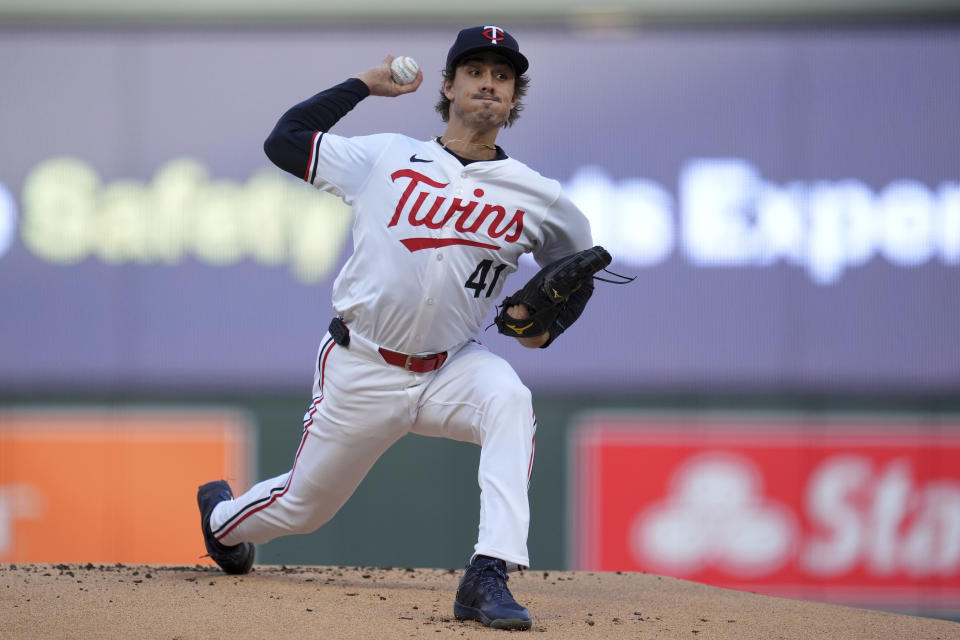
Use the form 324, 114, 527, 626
410, 154, 433, 163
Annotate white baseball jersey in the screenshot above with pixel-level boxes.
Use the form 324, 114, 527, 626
210, 119, 593, 572
306, 132, 593, 355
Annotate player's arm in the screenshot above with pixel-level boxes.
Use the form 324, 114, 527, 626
497, 251, 600, 350
504, 278, 594, 349
528, 192, 596, 349
505, 305, 550, 349
263, 57, 422, 180
263, 79, 370, 179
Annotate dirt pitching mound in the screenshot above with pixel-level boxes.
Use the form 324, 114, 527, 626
3, 563, 957, 639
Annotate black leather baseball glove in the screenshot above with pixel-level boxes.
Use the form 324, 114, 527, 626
495, 246, 612, 338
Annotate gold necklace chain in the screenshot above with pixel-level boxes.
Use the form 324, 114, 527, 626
436, 136, 497, 152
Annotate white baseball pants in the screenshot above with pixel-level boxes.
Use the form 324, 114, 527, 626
209, 327, 537, 569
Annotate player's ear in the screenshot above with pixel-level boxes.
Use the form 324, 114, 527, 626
506, 76, 520, 109
442, 76, 455, 101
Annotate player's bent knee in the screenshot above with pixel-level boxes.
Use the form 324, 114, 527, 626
484, 378, 531, 409
480, 382, 534, 438
513, 383, 534, 411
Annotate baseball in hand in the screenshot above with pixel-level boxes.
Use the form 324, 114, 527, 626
390, 56, 419, 85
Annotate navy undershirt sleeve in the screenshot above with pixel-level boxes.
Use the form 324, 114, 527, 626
263, 78, 370, 180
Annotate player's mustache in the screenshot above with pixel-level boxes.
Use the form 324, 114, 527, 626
472, 91, 501, 101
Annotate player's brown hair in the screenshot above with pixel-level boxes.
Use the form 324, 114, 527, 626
434, 64, 529, 128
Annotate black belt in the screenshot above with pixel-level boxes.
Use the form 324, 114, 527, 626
329, 317, 447, 373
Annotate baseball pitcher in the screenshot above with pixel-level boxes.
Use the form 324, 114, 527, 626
197, 25, 607, 631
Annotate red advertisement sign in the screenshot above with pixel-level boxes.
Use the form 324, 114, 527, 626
572, 414, 960, 608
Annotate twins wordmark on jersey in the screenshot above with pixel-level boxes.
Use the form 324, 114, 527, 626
389, 168, 525, 251
307, 132, 591, 354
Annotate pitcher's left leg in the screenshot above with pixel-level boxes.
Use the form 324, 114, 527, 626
473, 379, 536, 569
413, 341, 536, 569
413, 342, 536, 630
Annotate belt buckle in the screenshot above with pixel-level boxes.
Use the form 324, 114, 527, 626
404, 354, 415, 371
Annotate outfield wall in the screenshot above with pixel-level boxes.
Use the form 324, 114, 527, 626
2, 394, 958, 620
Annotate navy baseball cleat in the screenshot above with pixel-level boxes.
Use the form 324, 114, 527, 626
453, 555, 532, 631
197, 480, 254, 575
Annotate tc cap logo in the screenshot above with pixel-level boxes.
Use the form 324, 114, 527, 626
483, 26, 505, 43
445, 25, 528, 75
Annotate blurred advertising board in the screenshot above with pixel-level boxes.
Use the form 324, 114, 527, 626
571, 413, 960, 611
1, 26, 958, 394
0, 408, 254, 565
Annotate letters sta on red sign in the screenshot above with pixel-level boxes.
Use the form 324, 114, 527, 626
573, 419, 960, 604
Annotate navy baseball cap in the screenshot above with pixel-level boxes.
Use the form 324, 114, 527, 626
446, 26, 529, 75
